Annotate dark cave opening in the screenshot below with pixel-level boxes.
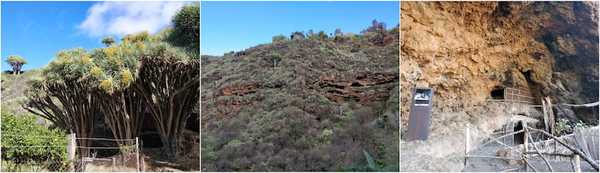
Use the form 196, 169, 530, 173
514, 121, 525, 144
490, 86, 505, 100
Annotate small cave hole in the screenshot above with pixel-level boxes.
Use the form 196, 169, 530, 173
490, 87, 505, 100
351, 82, 363, 87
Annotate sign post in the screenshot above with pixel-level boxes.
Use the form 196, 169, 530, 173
407, 88, 434, 141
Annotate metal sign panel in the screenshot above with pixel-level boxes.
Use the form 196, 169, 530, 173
407, 88, 434, 141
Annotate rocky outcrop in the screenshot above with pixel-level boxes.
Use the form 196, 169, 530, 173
401, 2, 598, 124
315, 72, 398, 103
219, 83, 258, 96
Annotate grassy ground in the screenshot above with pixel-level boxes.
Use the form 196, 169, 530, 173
1, 70, 41, 114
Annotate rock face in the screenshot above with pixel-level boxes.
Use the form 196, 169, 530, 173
401, 1, 599, 124
401, 2, 598, 171
201, 27, 399, 171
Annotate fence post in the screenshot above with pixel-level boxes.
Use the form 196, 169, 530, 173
67, 133, 77, 171
464, 125, 470, 166
136, 137, 140, 172
523, 122, 529, 172
574, 155, 581, 172
111, 157, 116, 172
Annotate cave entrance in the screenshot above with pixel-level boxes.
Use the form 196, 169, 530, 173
513, 121, 525, 144
490, 86, 505, 100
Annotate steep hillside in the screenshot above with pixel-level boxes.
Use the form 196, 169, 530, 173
401, 1, 598, 171
201, 25, 399, 171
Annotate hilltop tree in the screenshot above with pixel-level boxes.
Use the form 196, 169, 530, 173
307, 29, 317, 40
364, 19, 386, 33
334, 28, 345, 42
317, 31, 329, 40
363, 20, 388, 46
101, 36, 115, 47
6, 55, 27, 75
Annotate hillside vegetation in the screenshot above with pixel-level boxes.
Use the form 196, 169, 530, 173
201, 22, 399, 171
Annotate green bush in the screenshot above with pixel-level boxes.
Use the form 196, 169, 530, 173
555, 118, 590, 135
272, 35, 287, 43
0, 111, 68, 171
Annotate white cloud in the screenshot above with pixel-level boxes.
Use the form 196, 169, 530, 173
79, 2, 185, 37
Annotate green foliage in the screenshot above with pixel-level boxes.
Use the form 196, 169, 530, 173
41, 33, 193, 94
201, 135, 217, 161
43, 48, 93, 82
101, 36, 115, 47
6, 55, 27, 65
122, 31, 150, 43
272, 35, 287, 43
5, 55, 27, 74
556, 118, 590, 135
269, 52, 282, 68
317, 31, 328, 40
318, 129, 333, 144
0, 111, 68, 171
169, 4, 199, 54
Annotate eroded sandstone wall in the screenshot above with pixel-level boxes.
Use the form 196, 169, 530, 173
401, 1, 599, 124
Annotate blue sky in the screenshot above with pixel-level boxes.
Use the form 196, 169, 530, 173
1, 1, 186, 70
201, 1, 399, 56
1, 2, 97, 70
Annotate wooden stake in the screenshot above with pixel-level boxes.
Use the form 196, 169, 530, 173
542, 98, 549, 133
544, 97, 555, 135
111, 157, 116, 172
67, 133, 77, 171
465, 126, 470, 166
524, 122, 528, 153
136, 137, 140, 172
575, 155, 581, 172
524, 122, 529, 172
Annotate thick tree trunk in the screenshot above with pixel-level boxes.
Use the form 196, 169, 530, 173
134, 56, 199, 159
97, 89, 145, 147
24, 79, 98, 159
